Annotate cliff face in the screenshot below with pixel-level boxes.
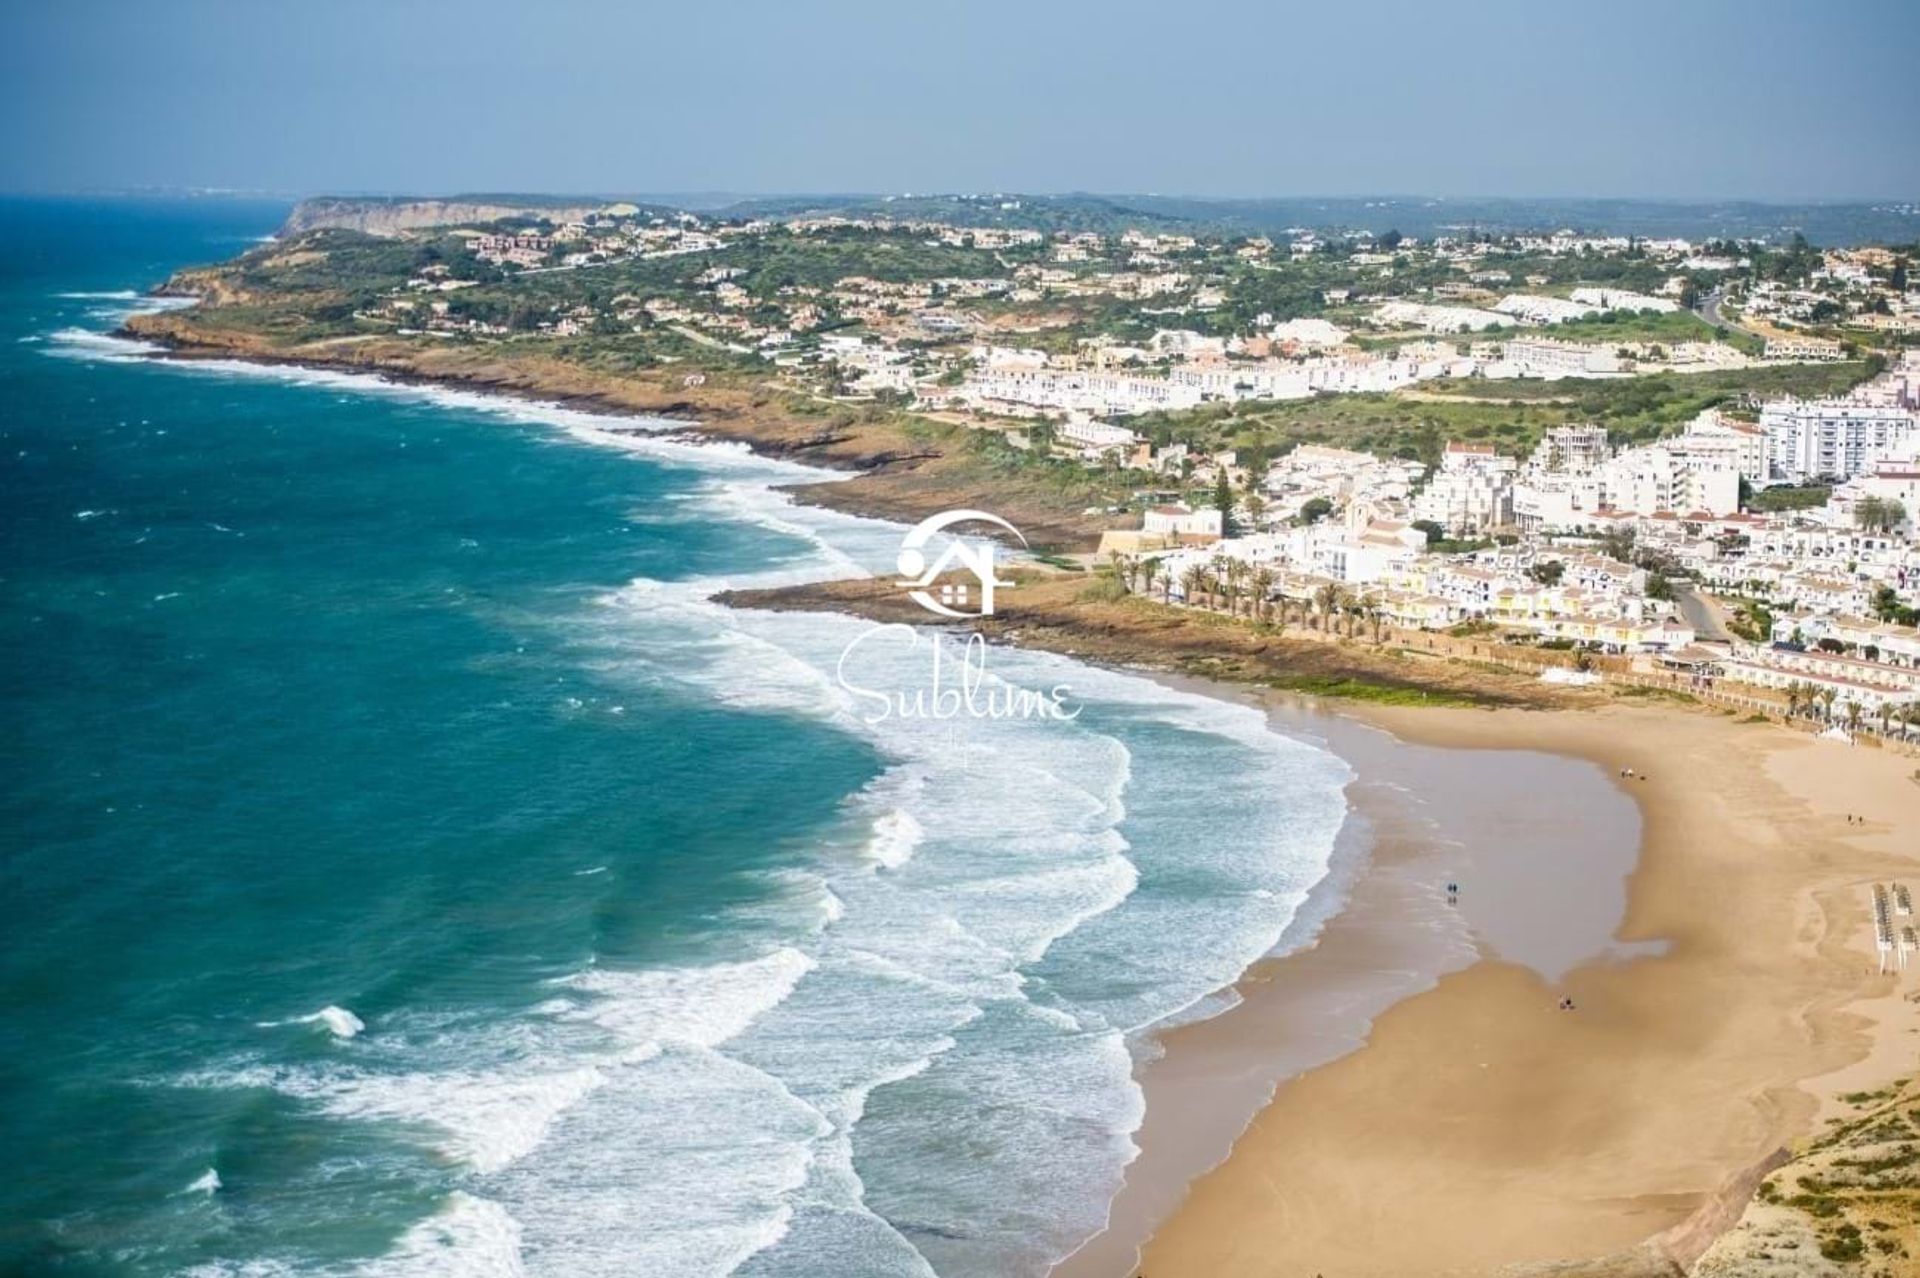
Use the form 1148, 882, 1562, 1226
1691, 1075, 1920, 1276
278, 197, 607, 237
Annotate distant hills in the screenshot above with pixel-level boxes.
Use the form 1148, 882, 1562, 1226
279, 192, 1920, 246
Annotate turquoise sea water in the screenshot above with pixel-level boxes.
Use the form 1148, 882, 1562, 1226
1, 201, 1349, 1278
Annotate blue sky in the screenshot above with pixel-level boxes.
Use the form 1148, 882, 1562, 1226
2, 0, 1915, 199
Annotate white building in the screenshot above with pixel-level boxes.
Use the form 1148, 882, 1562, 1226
1529, 423, 1613, 474
1826, 452, 1920, 532
1494, 294, 1597, 325
1374, 301, 1509, 333
1269, 317, 1350, 349
1679, 410, 1769, 483
1762, 397, 1920, 482
1412, 442, 1516, 535
1568, 287, 1679, 314
1142, 504, 1225, 540
1765, 336, 1847, 362
1601, 444, 1741, 517
1499, 338, 1624, 379
1058, 416, 1142, 455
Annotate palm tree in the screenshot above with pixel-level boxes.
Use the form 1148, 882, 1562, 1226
1180, 564, 1208, 609
1877, 702, 1894, 738
1846, 701, 1863, 735
1250, 567, 1276, 624
1818, 687, 1838, 723
1314, 583, 1345, 634
1206, 558, 1228, 612
1142, 557, 1165, 601
1223, 559, 1248, 618
1107, 551, 1130, 592
1362, 593, 1385, 643
1783, 681, 1805, 718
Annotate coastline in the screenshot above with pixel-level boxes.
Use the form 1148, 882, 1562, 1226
1131, 698, 1920, 1278
1056, 683, 1647, 1278
713, 572, 1920, 1272
114, 313, 1122, 549
114, 332, 1920, 1274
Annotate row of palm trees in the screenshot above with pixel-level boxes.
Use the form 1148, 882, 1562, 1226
1780, 680, 1920, 741
1108, 552, 1390, 642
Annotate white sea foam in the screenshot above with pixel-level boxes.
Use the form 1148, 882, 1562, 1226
183, 1168, 222, 1195
254, 1005, 365, 1039
361, 1192, 528, 1278
865, 807, 926, 871
552, 947, 815, 1055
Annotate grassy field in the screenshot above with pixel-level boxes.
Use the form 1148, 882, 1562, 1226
1123, 359, 1877, 468
1263, 673, 1485, 707
1522, 307, 1759, 352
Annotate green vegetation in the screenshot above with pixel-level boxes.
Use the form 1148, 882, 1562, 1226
1726, 599, 1776, 644
1747, 482, 1833, 513
153, 203, 1911, 554
1856, 495, 1908, 533
1127, 362, 1875, 469
1355, 307, 1750, 354
1872, 586, 1920, 628
1264, 674, 1485, 707
1616, 684, 1700, 704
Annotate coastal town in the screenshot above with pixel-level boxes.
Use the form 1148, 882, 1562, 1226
1093, 350, 1920, 738
156, 197, 1920, 740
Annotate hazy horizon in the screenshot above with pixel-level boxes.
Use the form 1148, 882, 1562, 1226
7, 189, 1918, 206
3, 0, 1916, 202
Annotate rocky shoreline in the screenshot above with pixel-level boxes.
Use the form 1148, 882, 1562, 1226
717, 571, 1590, 711
119, 309, 1121, 550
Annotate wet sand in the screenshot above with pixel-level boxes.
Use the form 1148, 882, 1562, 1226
1057, 686, 1652, 1278
1122, 701, 1920, 1278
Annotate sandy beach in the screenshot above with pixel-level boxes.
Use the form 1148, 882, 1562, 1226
1116, 699, 1920, 1277
714, 572, 1920, 1274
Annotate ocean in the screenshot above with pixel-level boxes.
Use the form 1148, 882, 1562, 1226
0, 199, 1350, 1278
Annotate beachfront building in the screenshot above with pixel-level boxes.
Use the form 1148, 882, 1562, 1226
1717, 646, 1920, 718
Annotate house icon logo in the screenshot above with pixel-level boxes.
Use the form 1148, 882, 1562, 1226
896, 509, 1025, 618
